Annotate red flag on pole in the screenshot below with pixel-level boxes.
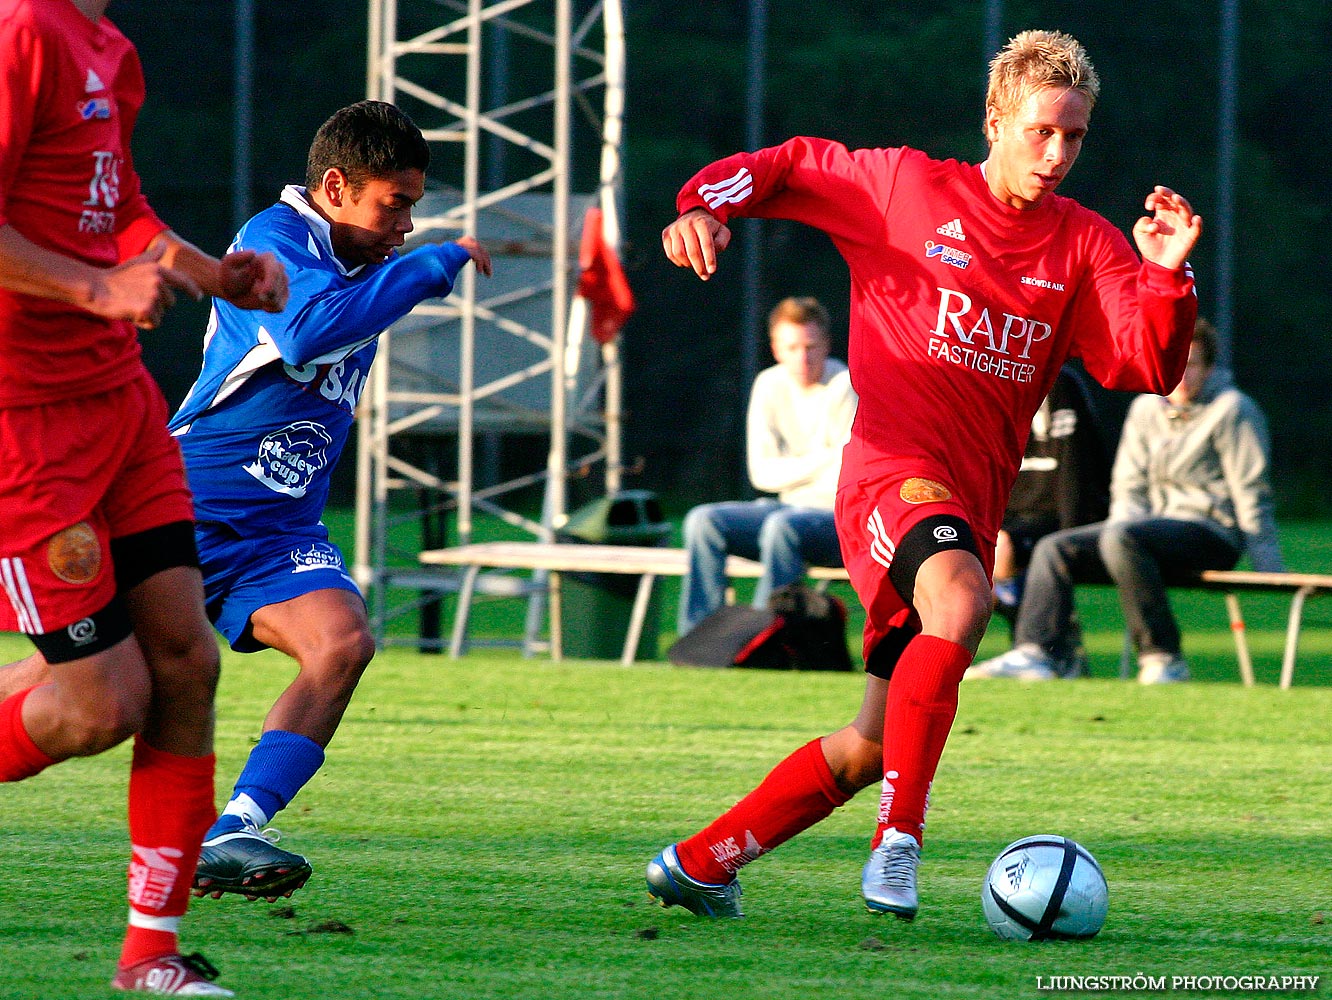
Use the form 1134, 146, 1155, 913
577, 207, 635, 345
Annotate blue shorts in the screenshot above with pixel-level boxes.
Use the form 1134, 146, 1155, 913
197, 521, 362, 652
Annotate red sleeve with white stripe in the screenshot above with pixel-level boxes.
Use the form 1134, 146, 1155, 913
674, 137, 899, 256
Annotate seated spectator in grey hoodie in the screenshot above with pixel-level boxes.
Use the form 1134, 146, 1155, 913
969, 318, 1282, 684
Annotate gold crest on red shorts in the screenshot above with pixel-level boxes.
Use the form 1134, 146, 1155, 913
47, 522, 101, 585
899, 477, 952, 504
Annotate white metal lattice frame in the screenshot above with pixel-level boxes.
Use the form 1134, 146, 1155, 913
356, 0, 626, 644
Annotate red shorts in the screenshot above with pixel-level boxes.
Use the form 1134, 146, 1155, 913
836, 466, 996, 662
0, 370, 193, 635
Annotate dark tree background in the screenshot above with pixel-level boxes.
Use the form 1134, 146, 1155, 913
110, 1, 1332, 517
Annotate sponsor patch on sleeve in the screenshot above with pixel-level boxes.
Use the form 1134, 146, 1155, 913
47, 522, 102, 585
899, 478, 953, 504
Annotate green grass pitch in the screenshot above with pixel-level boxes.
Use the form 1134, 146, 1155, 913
1, 625, 1329, 998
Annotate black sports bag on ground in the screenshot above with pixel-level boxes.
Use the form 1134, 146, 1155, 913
667, 582, 854, 671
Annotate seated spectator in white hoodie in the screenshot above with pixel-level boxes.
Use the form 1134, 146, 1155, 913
970, 318, 1282, 683
678, 296, 856, 634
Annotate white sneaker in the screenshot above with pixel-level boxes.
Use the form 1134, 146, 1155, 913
1138, 652, 1190, 684
967, 644, 1057, 681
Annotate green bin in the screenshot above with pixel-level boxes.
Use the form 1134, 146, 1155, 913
558, 490, 672, 660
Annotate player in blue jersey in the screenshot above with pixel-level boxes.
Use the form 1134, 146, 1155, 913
168, 100, 491, 901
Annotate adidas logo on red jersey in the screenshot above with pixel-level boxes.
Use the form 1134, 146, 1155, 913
935, 218, 966, 241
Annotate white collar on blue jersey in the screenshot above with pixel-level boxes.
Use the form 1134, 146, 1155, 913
279, 185, 366, 278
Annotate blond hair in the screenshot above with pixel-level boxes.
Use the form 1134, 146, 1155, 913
986, 30, 1100, 124
768, 296, 830, 340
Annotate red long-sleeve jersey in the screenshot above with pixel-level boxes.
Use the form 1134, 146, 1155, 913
677, 138, 1196, 544
0, 0, 167, 405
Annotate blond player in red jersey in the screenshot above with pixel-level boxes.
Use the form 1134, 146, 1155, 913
647, 29, 1201, 922
0, 0, 286, 994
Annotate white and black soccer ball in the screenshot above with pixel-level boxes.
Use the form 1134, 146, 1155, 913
981, 835, 1108, 940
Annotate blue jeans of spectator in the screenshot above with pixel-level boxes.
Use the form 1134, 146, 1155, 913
1015, 518, 1241, 660
678, 499, 844, 634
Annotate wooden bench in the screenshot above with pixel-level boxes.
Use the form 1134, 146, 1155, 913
418, 543, 1332, 685
418, 541, 848, 666
1166, 570, 1332, 689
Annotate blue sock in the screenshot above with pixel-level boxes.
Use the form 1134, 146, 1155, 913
208, 730, 325, 838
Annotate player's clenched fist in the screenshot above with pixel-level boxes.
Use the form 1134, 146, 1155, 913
662, 208, 732, 281
98, 241, 201, 330
217, 249, 289, 313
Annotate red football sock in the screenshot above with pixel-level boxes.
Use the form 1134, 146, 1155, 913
873, 635, 972, 848
119, 737, 216, 969
675, 738, 851, 885
0, 687, 56, 783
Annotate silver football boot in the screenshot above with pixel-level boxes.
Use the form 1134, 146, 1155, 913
861, 827, 920, 920
646, 844, 743, 918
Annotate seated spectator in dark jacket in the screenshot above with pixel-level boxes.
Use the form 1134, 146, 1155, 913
992, 365, 1111, 668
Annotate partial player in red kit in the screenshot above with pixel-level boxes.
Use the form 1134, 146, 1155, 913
0, 0, 286, 994
646, 29, 1201, 921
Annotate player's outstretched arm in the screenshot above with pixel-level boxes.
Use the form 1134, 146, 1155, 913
662, 208, 732, 281
152, 232, 288, 314
1132, 186, 1203, 271
0, 223, 201, 330
455, 236, 493, 277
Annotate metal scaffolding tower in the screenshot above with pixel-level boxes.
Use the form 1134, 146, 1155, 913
355, 0, 627, 646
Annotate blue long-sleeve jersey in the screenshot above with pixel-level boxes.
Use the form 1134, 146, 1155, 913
169, 185, 471, 533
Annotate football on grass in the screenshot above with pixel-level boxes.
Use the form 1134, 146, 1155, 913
981, 835, 1108, 940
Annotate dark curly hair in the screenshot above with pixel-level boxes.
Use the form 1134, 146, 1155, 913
305, 100, 430, 194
